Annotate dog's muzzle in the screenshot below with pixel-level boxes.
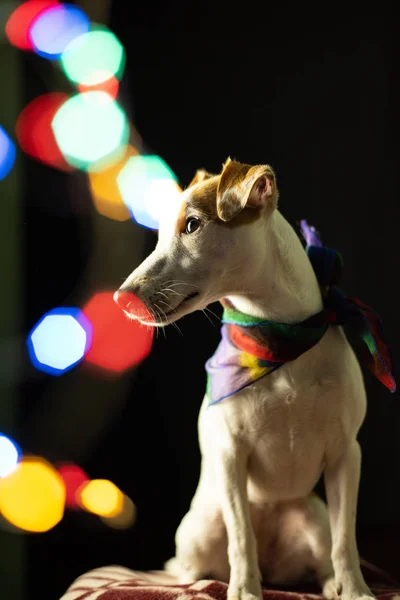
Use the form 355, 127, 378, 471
114, 289, 200, 321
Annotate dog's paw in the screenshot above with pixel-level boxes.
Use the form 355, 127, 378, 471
338, 583, 376, 600
322, 577, 339, 600
228, 583, 263, 600
228, 593, 262, 600
164, 557, 204, 584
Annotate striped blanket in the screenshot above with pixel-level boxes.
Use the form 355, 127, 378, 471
61, 563, 400, 600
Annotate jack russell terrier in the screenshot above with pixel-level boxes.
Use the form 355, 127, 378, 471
114, 159, 395, 600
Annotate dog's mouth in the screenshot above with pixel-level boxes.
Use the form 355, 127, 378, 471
161, 291, 200, 318
123, 290, 201, 326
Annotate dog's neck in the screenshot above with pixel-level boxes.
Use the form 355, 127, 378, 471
226, 211, 323, 323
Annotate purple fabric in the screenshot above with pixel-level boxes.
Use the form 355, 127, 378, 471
300, 219, 323, 247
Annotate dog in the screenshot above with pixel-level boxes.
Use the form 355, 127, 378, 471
114, 158, 379, 600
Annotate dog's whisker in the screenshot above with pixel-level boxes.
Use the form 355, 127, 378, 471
163, 280, 200, 290
154, 302, 170, 337
201, 309, 215, 327
161, 287, 185, 299
155, 290, 169, 300
158, 299, 174, 311
171, 321, 184, 336
204, 306, 221, 321
152, 304, 163, 338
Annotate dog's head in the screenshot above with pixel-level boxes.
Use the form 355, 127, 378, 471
114, 158, 279, 325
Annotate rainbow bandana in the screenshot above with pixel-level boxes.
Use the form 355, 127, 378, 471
205, 220, 396, 405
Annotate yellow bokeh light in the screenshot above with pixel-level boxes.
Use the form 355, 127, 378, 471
101, 495, 136, 530
88, 144, 139, 221
79, 479, 124, 517
0, 457, 65, 533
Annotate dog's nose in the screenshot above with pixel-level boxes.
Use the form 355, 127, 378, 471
113, 289, 154, 322
113, 290, 133, 311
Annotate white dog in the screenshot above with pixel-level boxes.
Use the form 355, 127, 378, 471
114, 159, 394, 600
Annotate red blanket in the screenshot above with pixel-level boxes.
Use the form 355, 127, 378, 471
61, 564, 400, 600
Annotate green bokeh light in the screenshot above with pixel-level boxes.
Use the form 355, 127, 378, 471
51, 92, 129, 171
60, 28, 125, 86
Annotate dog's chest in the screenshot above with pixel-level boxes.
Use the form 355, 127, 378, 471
204, 367, 335, 500
245, 385, 326, 499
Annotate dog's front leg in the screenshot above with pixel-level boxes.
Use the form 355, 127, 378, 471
215, 448, 262, 600
325, 441, 374, 600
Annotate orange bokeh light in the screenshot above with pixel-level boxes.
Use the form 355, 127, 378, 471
15, 93, 74, 171
88, 144, 138, 221
78, 76, 120, 101
5, 0, 60, 51
82, 292, 154, 374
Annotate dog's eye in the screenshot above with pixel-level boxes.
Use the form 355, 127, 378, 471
185, 217, 201, 234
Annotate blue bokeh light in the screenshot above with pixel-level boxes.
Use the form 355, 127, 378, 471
27, 308, 93, 376
0, 434, 21, 478
29, 4, 90, 60
0, 126, 16, 181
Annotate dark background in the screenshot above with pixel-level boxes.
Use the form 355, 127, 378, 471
1, 1, 400, 599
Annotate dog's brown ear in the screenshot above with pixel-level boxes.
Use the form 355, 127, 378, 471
187, 169, 215, 188
216, 158, 277, 222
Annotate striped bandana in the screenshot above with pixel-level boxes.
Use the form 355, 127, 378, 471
205, 220, 396, 405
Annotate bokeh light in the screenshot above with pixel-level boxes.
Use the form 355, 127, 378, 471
0, 434, 21, 478
117, 155, 181, 229
82, 292, 154, 374
78, 75, 119, 100
101, 495, 136, 530
29, 3, 90, 60
27, 307, 92, 376
61, 28, 125, 86
0, 457, 65, 532
5, 0, 59, 51
79, 479, 124, 518
143, 179, 182, 227
51, 91, 129, 171
0, 125, 16, 180
88, 144, 138, 221
15, 93, 74, 171
57, 463, 89, 509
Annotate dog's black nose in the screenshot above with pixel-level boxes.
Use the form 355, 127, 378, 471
113, 290, 133, 312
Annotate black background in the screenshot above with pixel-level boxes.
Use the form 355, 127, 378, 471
2, 1, 400, 598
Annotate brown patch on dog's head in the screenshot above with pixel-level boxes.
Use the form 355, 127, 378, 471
188, 176, 220, 219
187, 169, 216, 188
175, 201, 188, 235
175, 159, 278, 233
175, 176, 219, 234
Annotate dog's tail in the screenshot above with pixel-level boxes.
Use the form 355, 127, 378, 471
359, 557, 399, 586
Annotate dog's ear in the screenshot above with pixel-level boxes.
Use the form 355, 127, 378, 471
187, 169, 215, 188
217, 158, 277, 222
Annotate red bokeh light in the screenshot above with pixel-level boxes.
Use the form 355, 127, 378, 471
5, 0, 60, 51
82, 292, 154, 374
15, 93, 74, 171
78, 76, 120, 101
57, 463, 89, 509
